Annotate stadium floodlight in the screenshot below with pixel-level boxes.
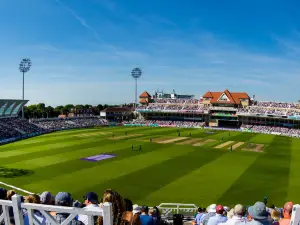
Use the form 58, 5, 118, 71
131, 67, 142, 108
19, 58, 32, 118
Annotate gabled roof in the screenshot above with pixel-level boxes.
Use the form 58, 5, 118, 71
139, 91, 151, 98
139, 99, 148, 103
203, 90, 249, 104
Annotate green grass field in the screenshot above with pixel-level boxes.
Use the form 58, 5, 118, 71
1, 126, 300, 207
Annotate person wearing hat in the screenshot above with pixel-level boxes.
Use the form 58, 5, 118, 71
133, 205, 142, 215
279, 202, 293, 225
207, 205, 227, 225
54, 192, 84, 225
219, 204, 245, 225
40, 191, 53, 205
201, 204, 217, 225
78, 192, 103, 225
245, 202, 271, 225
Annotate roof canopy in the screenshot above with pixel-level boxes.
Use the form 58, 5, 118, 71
0, 99, 29, 117
203, 90, 249, 104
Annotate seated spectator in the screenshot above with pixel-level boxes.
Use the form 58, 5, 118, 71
140, 206, 152, 225
271, 210, 280, 225
245, 202, 270, 225
133, 205, 142, 215
279, 202, 293, 225
51, 192, 84, 225
23, 194, 46, 225
78, 192, 102, 225
149, 207, 160, 225
207, 205, 227, 225
201, 204, 216, 225
40, 191, 53, 205
103, 189, 126, 225
195, 208, 205, 225
220, 204, 244, 225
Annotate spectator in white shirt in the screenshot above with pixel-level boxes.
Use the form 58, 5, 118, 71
78, 192, 103, 225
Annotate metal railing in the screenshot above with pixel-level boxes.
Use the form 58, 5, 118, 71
0, 195, 113, 225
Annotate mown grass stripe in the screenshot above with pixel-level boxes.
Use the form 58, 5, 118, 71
218, 136, 292, 206
2, 142, 168, 186
75, 149, 224, 204
287, 138, 300, 203
23, 145, 198, 194
141, 152, 258, 206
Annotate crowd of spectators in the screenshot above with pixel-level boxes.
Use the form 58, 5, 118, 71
32, 117, 107, 130
137, 103, 208, 113
240, 125, 300, 138
124, 120, 205, 127
0, 187, 296, 225
0, 118, 45, 141
0, 117, 107, 142
255, 101, 298, 109
237, 107, 300, 117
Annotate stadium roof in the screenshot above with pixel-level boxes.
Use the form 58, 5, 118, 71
0, 99, 29, 118
139, 91, 151, 98
203, 90, 249, 104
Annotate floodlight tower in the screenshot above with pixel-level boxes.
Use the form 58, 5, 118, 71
19, 58, 32, 118
131, 67, 142, 108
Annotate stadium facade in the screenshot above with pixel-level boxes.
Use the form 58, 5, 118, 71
136, 90, 300, 129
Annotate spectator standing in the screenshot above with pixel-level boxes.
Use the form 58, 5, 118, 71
207, 205, 227, 225
220, 204, 245, 225
149, 207, 160, 225
242, 202, 271, 225
48, 192, 84, 225
78, 192, 102, 225
279, 202, 293, 225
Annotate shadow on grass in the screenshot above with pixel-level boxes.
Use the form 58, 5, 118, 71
0, 167, 34, 178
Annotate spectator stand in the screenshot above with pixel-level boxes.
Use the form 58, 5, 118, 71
0, 195, 113, 225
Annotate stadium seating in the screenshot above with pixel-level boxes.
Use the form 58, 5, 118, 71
0, 187, 298, 225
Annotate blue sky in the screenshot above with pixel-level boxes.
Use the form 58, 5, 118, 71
0, 0, 300, 106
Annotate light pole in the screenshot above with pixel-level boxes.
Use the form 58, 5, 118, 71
19, 58, 32, 118
131, 68, 142, 108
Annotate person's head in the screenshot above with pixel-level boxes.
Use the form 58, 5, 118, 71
40, 191, 53, 205
248, 202, 268, 220
124, 198, 133, 212
233, 204, 245, 217
283, 202, 293, 217
207, 204, 216, 213
84, 192, 99, 205
133, 205, 141, 215
24, 194, 40, 204
216, 205, 224, 215
0, 188, 7, 200
271, 210, 281, 222
198, 207, 203, 213
141, 206, 149, 215
55, 192, 73, 207
7, 190, 16, 200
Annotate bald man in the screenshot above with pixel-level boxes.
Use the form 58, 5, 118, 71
279, 202, 293, 225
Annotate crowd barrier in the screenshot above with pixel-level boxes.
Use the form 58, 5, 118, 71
0, 195, 113, 225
